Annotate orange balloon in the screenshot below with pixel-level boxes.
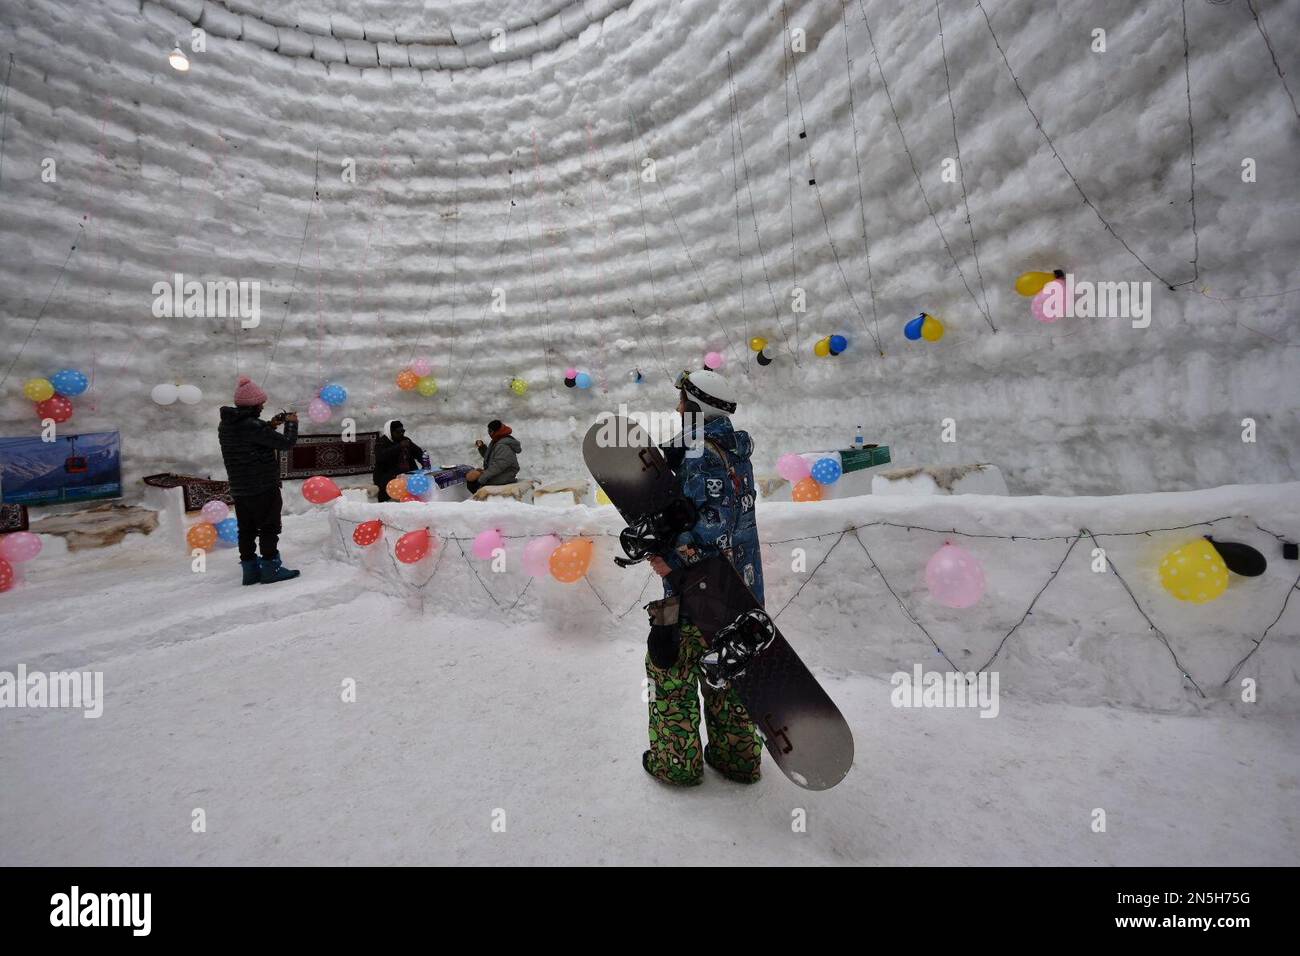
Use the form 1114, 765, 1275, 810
549, 539, 594, 583
385, 476, 410, 501
187, 522, 218, 550
792, 477, 823, 502
396, 369, 420, 391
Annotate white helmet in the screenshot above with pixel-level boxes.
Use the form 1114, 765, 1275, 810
678, 369, 737, 418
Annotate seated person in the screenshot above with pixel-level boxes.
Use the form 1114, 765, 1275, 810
467, 419, 522, 493
374, 420, 425, 501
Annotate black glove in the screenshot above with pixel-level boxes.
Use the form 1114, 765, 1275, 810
645, 596, 682, 670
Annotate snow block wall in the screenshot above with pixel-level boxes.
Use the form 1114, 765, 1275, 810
327, 483, 1300, 714
1, 0, 1298, 496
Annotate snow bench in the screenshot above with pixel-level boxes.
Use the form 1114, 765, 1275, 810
471, 479, 539, 504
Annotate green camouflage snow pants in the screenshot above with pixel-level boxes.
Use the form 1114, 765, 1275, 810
644, 621, 763, 785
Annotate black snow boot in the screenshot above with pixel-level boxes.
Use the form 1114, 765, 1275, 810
260, 554, 300, 584
240, 558, 261, 585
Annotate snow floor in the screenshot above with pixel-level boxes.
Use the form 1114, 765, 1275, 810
2, 511, 1297, 866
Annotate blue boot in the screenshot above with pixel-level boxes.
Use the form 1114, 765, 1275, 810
259, 554, 300, 585
240, 558, 262, 586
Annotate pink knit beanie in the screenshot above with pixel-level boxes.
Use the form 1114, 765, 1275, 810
233, 376, 268, 407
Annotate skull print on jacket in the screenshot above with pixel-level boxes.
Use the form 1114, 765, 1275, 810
659, 415, 765, 605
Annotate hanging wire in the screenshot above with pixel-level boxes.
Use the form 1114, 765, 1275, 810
262, 148, 320, 389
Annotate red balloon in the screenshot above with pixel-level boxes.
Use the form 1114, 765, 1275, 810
395, 528, 431, 564
302, 475, 342, 505
353, 519, 383, 547
0, 558, 13, 592
36, 394, 73, 423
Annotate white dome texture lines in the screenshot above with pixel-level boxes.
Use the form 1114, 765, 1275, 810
147, 0, 635, 76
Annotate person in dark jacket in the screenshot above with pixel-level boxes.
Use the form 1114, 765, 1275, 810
466, 420, 522, 493
374, 420, 425, 501
217, 376, 300, 585
641, 369, 764, 787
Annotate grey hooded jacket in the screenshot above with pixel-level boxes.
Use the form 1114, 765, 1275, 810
478, 432, 522, 485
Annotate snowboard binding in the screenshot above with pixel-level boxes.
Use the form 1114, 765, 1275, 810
615, 497, 698, 567
700, 608, 778, 689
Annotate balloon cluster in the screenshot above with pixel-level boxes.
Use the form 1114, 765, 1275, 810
904, 314, 944, 342
396, 358, 438, 397
1015, 270, 1067, 324
349, 521, 595, 584
777, 453, 841, 503
703, 351, 726, 370
749, 337, 775, 367
383, 471, 435, 503
22, 368, 89, 424
564, 367, 592, 389
185, 499, 237, 552
1158, 536, 1265, 604
813, 335, 849, 358
0, 531, 43, 593
308, 382, 348, 423
151, 382, 203, 405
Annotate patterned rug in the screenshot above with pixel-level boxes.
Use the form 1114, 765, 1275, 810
142, 474, 234, 513
0, 502, 29, 532
279, 432, 378, 480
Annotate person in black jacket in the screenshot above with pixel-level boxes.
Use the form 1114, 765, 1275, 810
374, 420, 425, 501
217, 376, 300, 585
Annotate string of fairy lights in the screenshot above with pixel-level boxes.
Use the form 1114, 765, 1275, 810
327, 510, 1298, 696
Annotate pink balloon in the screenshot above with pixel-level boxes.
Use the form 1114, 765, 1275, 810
925, 543, 986, 609
705, 351, 725, 369
564, 367, 577, 379
776, 453, 811, 483
200, 500, 230, 524
522, 534, 562, 577
302, 475, 342, 505
410, 357, 433, 377
308, 398, 332, 423
472, 528, 504, 560
1031, 281, 1065, 323
0, 532, 42, 563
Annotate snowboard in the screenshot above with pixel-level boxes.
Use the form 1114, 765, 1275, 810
583, 415, 854, 791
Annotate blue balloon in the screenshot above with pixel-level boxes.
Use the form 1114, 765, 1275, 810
904, 315, 925, 341
50, 368, 90, 396
575, 372, 592, 389
811, 457, 842, 485
829, 335, 848, 354
406, 472, 431, 495
216, 517, 239, 544
320, 383, 347, 407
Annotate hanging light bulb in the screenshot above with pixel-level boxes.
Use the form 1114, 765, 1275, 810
168, 47, 190, 72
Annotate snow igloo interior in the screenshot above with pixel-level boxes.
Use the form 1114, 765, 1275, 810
2, 0, 1297, 497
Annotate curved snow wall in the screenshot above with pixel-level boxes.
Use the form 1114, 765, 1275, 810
1, 0, 1298, 496
325, 483, 1300, 714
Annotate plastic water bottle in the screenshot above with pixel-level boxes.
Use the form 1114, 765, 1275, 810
421, 453, 431, 471
854, 426, 865, 450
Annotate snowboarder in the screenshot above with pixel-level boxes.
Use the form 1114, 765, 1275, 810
374, 420, 425, 501
466, 420, 522, 493
642, 369, 765, 786
216, 376, 300, 585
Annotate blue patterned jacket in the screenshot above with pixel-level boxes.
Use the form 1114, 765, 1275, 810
660, 416, 764, 605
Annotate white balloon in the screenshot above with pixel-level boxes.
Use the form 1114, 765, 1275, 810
151, 383, 179, 405
177, 384, 203, 405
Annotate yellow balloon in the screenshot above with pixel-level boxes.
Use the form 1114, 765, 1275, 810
595, 487, 611, 505
749, 336, 768, 353
510, 377, 528, 395
23, 378, 55, 402
814, 338, 831, 358
921, 315, 945, 341
1015, 271, 1057, 297
417, 376, 439, 397
1159, 539, 1229, 604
